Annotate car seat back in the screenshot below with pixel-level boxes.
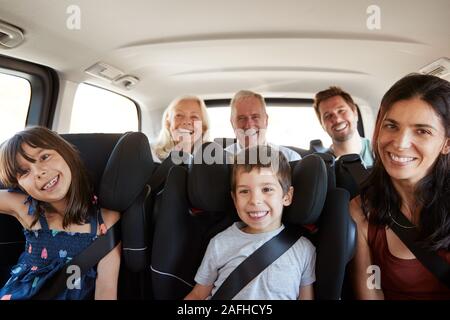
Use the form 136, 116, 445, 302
151, 142, 233, 299
309, 139, 327, 153
335, 153, 371, 199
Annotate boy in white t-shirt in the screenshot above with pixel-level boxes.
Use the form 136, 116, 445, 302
185, 145, 316, 300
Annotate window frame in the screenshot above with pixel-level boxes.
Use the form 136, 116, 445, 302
73, 82, 142, 132
0, 54, 59, 128
206, 97, 366, 139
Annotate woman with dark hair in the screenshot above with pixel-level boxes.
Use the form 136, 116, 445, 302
350, 74, 450, 299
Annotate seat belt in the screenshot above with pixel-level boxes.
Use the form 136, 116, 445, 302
389, 209, 450, 289
149, 160, 176, 193
149, 152, 192, 193
31, 221, 121, 300
339, 154, 370, 187
211, 227, 302, 300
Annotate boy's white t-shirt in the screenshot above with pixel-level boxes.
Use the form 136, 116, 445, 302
195, 222, 316, 300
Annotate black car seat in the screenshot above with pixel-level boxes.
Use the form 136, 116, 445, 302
131, 150, 194, 299
314, 152, 336, 191
214, 137, 236, 149
151, 143, 355, 300
286, 154, 355, 300
64, 132, 156, 299
0, 215, 23, 286
150, 142, 234, 299
309, 139, 327, 153
314, 152, 358, 299
149, 150, 193, 225
335, 153, 371, 199
286, 146, 312, 158
314, 187, 355, 299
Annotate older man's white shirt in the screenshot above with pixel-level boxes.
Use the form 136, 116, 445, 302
224, 142, 301, 161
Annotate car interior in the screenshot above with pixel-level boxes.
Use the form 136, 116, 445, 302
0, 0, 449, 301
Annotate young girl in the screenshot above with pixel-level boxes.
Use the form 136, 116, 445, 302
350, 74, 450, 299
0, 126, 121, 300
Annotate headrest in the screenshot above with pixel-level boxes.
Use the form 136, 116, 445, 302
315, 152, 335, 166
338, 153, 362, 164
286, 146, 310, 159
188, 142, 233, 212
167, 150, 193, 165
335, 153, 370, 199
148, 150, 192, 193
213, 137, 236, 149
284, 154, 328, 225
62, 133, 122, 192
310, 139, 327, 153
314, 152, 337, 189
100, 132, 155, 211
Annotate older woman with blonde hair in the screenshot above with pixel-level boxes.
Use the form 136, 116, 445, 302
151, 95, 210, 162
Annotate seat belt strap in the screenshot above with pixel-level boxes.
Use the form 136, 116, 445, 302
341, 159, 370, 187
32, 220, 121, 300
389, 210, 450, 289
149, 152, 192, 193
211, 227, 302, 300
149, 160, 175, 193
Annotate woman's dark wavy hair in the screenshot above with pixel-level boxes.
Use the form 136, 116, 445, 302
360, 73, 450, 251
0, 126, 94, 228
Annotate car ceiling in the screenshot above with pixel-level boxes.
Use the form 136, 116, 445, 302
0, 0, 449, 118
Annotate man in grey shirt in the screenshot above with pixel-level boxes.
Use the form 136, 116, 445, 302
313, 86, 374, 168
225, 90, 301, 161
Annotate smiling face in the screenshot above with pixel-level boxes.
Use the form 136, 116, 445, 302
231, 96, 268, 148
16, 144, 72, 209
168, 99, 204, 145
232, 167, 293, 234
318, 95, 359, 143
377, 98, 450, 187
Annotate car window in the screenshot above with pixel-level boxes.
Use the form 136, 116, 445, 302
208, 103, 332, 150
69, 83, 139, 133
0, 72, 31, 143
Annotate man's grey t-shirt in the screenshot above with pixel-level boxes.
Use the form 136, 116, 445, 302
195, 222, 316, 300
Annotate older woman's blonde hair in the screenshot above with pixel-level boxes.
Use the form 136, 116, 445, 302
154, 95, 210, 161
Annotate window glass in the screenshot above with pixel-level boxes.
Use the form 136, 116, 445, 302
208, 104, 332, 150
70, 83, 138, 133
0, 73, 31, 143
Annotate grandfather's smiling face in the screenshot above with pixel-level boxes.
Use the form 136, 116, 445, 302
231, 96, 268, 148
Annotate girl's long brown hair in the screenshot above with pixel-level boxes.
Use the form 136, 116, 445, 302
0, 126, 93, 228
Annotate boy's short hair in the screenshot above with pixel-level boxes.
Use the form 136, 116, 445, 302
313, 86, 357, 123
231, 145, 291, 194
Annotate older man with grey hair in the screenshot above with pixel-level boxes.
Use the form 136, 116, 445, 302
225, 90, 301, 161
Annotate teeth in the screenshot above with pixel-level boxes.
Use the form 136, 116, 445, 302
43, 176, 58, 190
248, 211, 268, 218
334, 122, 347, 131
389, 153, 415, 163
244, 128, 258, 136
177, 128, 192, 133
